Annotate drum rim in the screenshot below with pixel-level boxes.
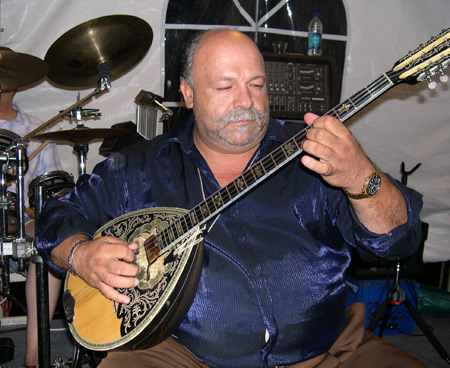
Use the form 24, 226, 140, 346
28, 170, 75, 187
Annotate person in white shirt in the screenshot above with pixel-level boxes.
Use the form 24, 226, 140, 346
0, 89, 64, 368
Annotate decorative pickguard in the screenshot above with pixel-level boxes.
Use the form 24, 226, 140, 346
95, 207, 191, 339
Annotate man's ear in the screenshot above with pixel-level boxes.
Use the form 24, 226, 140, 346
180, 80, 194, 109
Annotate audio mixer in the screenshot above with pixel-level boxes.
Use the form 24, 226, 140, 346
263, 53, 337, 121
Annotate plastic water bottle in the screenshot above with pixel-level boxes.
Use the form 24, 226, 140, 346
307, 12, 323, 56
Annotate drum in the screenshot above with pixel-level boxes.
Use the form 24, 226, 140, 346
0, 128, 20, 152
28, 170, 75, 209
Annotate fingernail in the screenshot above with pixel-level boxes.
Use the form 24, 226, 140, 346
122, 296, 130, 304
134, 278, 139, 287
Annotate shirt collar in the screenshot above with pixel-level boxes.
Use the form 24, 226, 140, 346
158, 113, 290, 157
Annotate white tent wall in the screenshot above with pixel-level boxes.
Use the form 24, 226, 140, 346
342, 1, 450, 263
1, 0, 449, 263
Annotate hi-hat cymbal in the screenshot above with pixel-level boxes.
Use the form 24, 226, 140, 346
45, 15, 153, 89
0, 47, 49, 90
31, 127, 129, 143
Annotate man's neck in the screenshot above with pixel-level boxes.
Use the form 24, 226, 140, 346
0, 94, 17, 120
194, 133, 258, 187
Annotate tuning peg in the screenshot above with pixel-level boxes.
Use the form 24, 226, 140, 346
426, 74, 437, 89
438, 67, 448, 82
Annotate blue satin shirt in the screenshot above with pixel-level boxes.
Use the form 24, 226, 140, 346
36, 115, 423, 368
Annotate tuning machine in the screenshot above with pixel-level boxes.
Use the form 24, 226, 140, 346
430, 64, 449, 83
417, 70, 437, 89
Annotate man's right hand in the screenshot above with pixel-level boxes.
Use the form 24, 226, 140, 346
52, 235, 139, 304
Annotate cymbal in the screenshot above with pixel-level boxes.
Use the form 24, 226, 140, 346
31, 127, 129, 143
45, 15, 153, 89
0, 48, 49, 90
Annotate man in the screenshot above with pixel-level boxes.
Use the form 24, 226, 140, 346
0, 87, 63, 367
36, 29, 425, 367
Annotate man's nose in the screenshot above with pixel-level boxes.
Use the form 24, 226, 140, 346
233, 84, 253, 110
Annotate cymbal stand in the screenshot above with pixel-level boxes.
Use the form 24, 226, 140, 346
0, 140, 33, 283
367, 162, 450, 365
0, 150, 13, 289
21, 86, 107, 143
14, 140, 32, 259
64, 104, 102, 177
74, 143, 89, 176
33, 182, 51, 368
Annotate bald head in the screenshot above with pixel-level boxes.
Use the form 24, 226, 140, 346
180, 29, 264, 88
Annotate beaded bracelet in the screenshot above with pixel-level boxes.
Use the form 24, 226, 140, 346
67, 239, 89, 276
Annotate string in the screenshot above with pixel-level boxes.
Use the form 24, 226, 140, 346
197, 167, 221, 234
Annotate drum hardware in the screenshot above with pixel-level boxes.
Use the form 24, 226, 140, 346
0, 139, 34, 263
1, 15, 152, 366
62, 106, 102, 121
28, 171, 75, 210
33, 181, 51, 368
32, 111, 129, 176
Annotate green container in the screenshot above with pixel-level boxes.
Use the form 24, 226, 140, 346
417, 284, 450, 313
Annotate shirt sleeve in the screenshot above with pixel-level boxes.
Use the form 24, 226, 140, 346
336, 174, 423, 260
35, 153, 127, 274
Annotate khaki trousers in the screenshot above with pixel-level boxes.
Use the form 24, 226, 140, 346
98, 303, 427, 368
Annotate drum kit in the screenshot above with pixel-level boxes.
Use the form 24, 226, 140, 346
0, 14, 153, 367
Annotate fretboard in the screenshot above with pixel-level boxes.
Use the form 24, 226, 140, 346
156, 71, 396, 253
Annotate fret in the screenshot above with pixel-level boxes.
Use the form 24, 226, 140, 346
189, 210, 199, 226
331, 107, 341, 120
284, 139, 298, 156
292, 134, 305, 149
168, 226, 176, 242
182, 212, 193, 229
248, 166, 258, 181
271, 147, 286, 166
279, 145, 289, 159
200, 202, 211, 217
364, 86, 374, 97
175, 220, 184, 237
257, 154, 275, 174
235, 175, 247, 192
226, 181, 238, 198
207, 193, 222, 211
251, 162, 265, 180
213, 192, 224, 207
206, 197, 217, 212
348, 97, 357, 110
181, 215, 190, 233
159, 228, 169, 249
255, 162, 267, 176
219, 186, 232, 203
194, 205, 205, 221
268, 153, 278, 168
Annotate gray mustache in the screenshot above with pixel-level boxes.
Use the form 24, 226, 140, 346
220, 108, 267, 123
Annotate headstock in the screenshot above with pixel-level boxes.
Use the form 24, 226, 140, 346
392, 27, 450, 89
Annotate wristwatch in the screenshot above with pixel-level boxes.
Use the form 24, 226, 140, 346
343, 168, 382, 200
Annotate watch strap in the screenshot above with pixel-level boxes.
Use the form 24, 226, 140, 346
343, 165, 382, 200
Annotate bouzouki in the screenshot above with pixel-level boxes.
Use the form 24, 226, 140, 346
64, 27, 450, 351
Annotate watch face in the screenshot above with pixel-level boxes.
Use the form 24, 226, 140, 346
367, 176, 381, 196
